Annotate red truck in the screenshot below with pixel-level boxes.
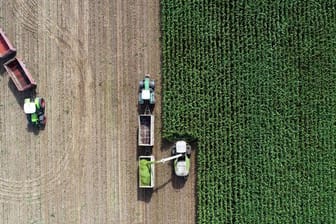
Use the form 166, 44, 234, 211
0, 29, 16, 62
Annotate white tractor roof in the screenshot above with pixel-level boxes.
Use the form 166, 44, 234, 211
176, 141, 187, 153
175, 161, 188, 176
141, 89, 150, 100
24, 102, 36, 114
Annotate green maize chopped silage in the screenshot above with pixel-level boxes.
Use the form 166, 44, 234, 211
139, 160, 151, 185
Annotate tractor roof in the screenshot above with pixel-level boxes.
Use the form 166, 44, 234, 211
141, 89, 150, 100
176, 141, 187, 153
24, 102, 36, 114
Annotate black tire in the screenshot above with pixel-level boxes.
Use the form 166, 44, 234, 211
187, 145, 191, 155
150, 80, 155, 90
139, 80, 144, 89
40, 98, 46, 109
138, 93, 143, 104
172, 147, 176, 155
150, 97, 156, 105
26, 114, 31, 123
42, 116, 47, 125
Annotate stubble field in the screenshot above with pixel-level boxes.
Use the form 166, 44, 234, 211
0, 1, 195, 223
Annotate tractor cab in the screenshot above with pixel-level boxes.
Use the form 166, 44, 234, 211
23, 100, 36, 114
24, 97, 46, 128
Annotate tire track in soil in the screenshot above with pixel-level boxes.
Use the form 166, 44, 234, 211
0, 0, 87, 203
11, 0, 38, 34
1, 0, 98, 205
115, 1, 124, 222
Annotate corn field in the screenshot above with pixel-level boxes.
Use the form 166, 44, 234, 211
161, 0, 336, 223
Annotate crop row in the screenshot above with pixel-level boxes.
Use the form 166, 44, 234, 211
161, 0, 336, 223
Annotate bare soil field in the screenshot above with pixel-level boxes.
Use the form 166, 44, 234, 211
0, 0, 195, 223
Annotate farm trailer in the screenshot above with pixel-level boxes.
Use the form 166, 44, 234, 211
4, 58, 36, 91
0, 28, 16, 63
138, 155, 155, 188
138, 153, 186, 188
0, 28, 36, 92
138, 114, 154, 147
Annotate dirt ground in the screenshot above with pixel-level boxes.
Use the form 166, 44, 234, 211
0, 0, 195, 223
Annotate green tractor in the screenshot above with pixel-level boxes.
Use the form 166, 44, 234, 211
138, 74, 155, 105
23, 97, 46, 128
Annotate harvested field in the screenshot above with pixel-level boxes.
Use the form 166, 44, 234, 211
0, 0, 195, 223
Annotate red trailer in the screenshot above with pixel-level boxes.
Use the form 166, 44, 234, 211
0, 29, 16, 62
4, 58, 36, 91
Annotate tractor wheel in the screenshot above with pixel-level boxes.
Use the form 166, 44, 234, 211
150, 97, 156, 105
150, 80, 155, 90
26, 114, 31, 123
187, 145, 191, 155
40, 98, 46, 109
42, 116, 47, 125
139, 80, 144, 89
138, 93, 144, 104
172, 147, 176, 156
